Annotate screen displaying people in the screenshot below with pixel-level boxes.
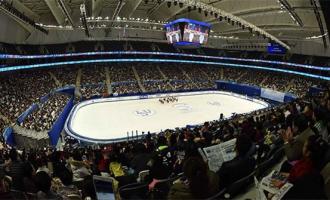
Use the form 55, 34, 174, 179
183, 23, 209, 44
166, 24, 181, 44
165, 20, 210, 45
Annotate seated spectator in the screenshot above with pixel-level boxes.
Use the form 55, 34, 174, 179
278, 135, 328, 199
284, 135, 326, 182
51, 151, 68, 178
109, 152, 125, 178
69, 151, 91, 182
23, 162, 37, 193
217, 134, 256, 190
7, 149, 25, 191
130, 143, 151, 176
35, 171, 62, 200
282, 114, 314, 162
55, 168, 81, 200
167, 156, 219, 199
108, 150, 135, 187
36, 157, 50, 175
148, 153, 172, 190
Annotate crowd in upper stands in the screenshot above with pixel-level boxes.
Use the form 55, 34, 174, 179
0, 84, 329, 199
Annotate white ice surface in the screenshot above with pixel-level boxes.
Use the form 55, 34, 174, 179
69, 93, 267, 141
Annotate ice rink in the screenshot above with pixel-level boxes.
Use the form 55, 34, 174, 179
65, 91, 268, 142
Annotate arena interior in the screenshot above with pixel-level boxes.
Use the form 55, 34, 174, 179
0, 0, 330, 199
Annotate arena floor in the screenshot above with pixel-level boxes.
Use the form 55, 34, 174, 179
65, 91, 268, 143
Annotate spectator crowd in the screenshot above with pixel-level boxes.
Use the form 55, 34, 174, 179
0, 83, 329, 200
0, 63, 324, 136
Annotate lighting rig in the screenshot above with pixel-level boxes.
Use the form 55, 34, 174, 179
0, 0, 48, 34
310, 0, 327, 48
147, 0, 290, 50
80, 3, 90, 37
277, 0, 303, 27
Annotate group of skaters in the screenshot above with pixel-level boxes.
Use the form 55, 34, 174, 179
159, 95, 178, 104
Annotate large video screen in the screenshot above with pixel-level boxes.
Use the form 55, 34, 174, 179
183, 23, 209, 45
164, 18, 211, 46
165, 24, 181, 44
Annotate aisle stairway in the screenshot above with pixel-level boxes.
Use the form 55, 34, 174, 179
236, 71, 248, 82
75, 68, 82, 96
180, 67, 199, 88
220, 68, 224, 80
157, 65, 175, 90
0, 112, 10, 124
199, 67, 211, 81
48, 72, 62, 87
285, 79, 295, 92
105, 66, 112, 94
260, 76, 269, 87
132, 66, 146, 92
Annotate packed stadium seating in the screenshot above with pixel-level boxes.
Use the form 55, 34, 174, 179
0, 63, 325, 134
0, 83, 329, 199
0, 61, 329, 200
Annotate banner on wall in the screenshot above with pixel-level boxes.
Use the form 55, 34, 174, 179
260, 88, 285, 103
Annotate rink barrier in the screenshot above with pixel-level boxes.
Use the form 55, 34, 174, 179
2, 127, 15, 146
64, 90, 269, 143
16, 103, 39, 124
216, 81, 296, 103
48, 97, 74, 146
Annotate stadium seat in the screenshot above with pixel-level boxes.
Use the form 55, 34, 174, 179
269, 146, 285, 166
25, 192, 37, 200
223, 171, 256, 199
255, 156, 273, 179
10, 189, 27, 200
149, 173, 183, 199
137, 170, 150, 183
205, 188, 226, 200
119, 182, 149, 200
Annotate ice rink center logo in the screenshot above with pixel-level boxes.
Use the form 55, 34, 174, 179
173, 103, 192, 111
134, 109, 155, 117
207, 101, 221, 106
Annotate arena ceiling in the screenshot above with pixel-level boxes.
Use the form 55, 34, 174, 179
0, 0, 329, 55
